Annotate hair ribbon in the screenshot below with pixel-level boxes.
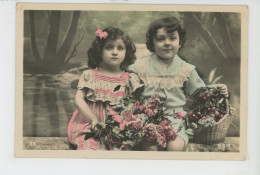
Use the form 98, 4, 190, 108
95, 29, 108, 39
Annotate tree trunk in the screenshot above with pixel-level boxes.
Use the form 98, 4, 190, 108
183, 12, 195, 46
215, 13, 239, 60
29, 11, 42, 63
56, 11, 81, 64
42, 11, 61, 64
185, 12, 228, 61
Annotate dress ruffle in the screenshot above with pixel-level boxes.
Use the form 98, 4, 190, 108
135, 58, 195, 90
77, 69, 143, 105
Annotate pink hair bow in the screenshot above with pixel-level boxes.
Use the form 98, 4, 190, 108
95, 29, 108, 39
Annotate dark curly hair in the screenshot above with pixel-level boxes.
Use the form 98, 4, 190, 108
87, 27, 136, 70
146, 17, 187, 53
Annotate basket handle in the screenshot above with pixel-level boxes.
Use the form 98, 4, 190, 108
225, 98, 229, 115
215, 98, 230, 124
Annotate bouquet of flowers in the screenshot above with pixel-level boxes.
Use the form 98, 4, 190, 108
133, 94, 177, 148
84, 94, 177, 150
185, 87, 234, 144
84, 94, 144, 150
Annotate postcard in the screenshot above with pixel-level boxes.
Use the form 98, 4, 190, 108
15, 3, 248, 160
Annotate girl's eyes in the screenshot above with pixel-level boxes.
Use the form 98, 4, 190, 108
104, 45, 125, 51
155, 36, 177, 42
117, 46, 125, 51
105, 46, 113, 50
169, 37, 177, 41
157, 38, 164, 41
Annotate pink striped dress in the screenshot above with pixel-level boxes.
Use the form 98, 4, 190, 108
67, 69, 143, 150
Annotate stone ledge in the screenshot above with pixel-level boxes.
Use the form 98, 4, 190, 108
186, 137, 239, 152
23, 137, 239, 152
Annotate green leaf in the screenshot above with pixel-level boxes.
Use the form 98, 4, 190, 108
112, 126, 120, 135
99, 122, 106, 129
185, 128, 194, 135
118, 133, 124, 138
125, 103, 134, 110
162, 107, 167, 112
191, 122, 198, 129
217, 98, 224, 104
198, 119, 203, 125
123, 140, 134, 146
212, 75, 223, 84
209, 68, 217, 84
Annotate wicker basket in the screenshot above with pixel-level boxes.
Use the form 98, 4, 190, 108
192, 98, 233, 145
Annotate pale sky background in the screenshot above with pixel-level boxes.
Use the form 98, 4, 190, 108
0, 0, 260, 175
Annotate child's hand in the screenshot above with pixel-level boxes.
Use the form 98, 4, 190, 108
91, 118, 100, 129
217, 84, 229, 98
91, 118, 102, 138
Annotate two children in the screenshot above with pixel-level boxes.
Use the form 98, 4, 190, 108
67, 17, 228, 151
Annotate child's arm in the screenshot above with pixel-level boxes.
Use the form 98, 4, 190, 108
185, 69, 229, 98
74, 89, 99, 129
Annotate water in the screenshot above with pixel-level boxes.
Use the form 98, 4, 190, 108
23, 73, 78, 137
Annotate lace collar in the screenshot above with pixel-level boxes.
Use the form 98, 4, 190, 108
147, 54, 183, 77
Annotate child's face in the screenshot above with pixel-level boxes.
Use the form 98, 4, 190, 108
153, 28, 181, 60
101, 38, 126, 68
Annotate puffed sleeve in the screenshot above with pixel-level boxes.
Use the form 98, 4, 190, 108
127, 73, 144, 95
126, 63, 138, 74
184, 68, 206, 96
77, 70, 94, 90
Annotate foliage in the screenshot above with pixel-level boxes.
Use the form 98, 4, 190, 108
85, 94, 177, 150
185, 87, 228, 135
133, 94, 176, 148
208, 68, 223, 84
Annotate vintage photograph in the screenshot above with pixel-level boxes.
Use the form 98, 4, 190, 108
15, 3, 248, 159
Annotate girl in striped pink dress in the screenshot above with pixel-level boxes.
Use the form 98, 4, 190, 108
67, 27, 143, 150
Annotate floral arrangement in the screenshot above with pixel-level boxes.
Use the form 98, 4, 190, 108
84, 94, 143, 150
185, 87, 228, 135
133, 94, 176, 148
84, 94, 177, 150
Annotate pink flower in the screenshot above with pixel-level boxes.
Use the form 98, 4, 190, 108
113, 115, 122, 123
176, 112, 185, 119
145, 108, 156, 117
134, 114, 141, 120
157, 121, 176, 142
120, 144, 127, 149
143, 123, 158, 142
160, 120, 168, 126
144, 123, 157, 131
157, 135, 167, 147
165, 128, 176, 140
119, 120, 126, 131
126, 119, 143, 130
123, 110, 134, 121
95, 29, 108, 39
139, 104, 146, 111
107, 109, 118, 116
146, 94, 160, 109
